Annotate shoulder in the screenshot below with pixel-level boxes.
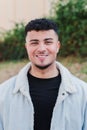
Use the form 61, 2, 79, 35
56, 61, 87, 87
0, 76, 17, 99
0, 75, 17, 88
66, 68, 87, 98
0, 76, 17, 120
72, 75, 87, 86
72, 75, 87, 95
67, 73, 87, 103
56, 61, 87, 97
70, 74, 87, 90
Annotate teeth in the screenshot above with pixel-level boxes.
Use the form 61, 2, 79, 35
36, 55, 48, 57
38, 56, 45, 57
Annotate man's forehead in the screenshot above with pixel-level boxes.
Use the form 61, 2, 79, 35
26, 30, 58, 39
29, 38, 54, 42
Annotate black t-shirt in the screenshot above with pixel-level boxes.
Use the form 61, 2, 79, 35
27, 72, 61, 130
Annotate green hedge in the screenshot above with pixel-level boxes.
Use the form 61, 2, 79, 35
0, 23, 27, 60
51, 0, 87, 56
0, 0, 87, 61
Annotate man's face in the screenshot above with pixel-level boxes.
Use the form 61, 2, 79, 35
25, 30, 60, 69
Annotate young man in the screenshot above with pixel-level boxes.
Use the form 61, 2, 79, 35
0, 18, 87, 130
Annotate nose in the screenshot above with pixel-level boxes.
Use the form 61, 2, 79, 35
37, 43, 46, 52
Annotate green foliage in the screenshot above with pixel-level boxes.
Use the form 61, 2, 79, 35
0, 0, 87, 61
51, 0, 87, 56
0, 23, 27, 60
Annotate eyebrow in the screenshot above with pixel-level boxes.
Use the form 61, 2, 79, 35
44, 38, 53, 41
29, 38, 53, 42
29, 39, 39, 42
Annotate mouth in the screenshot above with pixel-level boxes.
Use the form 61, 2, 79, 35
36, 54, 48, 57
36, 54, 48, 62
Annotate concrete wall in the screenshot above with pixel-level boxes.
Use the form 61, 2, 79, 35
0, 0, 52, 30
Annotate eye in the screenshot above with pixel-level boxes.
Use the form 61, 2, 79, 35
30, 42, 39, 46
45, 40, 53, 45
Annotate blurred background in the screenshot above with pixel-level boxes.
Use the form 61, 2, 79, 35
0, 0, 53, 30
0, 0, 87, 83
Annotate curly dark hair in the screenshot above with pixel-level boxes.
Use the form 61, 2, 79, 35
25, 18, 58, 36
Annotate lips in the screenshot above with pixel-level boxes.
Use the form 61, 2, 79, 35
36, 53, 48, 57
36, 54, 48, 62
36, 55, 48, 57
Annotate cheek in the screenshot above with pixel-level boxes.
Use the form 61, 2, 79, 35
25, 46, 31, 57
26, 47, 36, 59
25, 45, 32, 54
50, 45, 59, 54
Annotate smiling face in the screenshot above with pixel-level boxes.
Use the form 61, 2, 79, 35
25, 30, 60, 70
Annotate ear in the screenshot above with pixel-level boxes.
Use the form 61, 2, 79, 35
57, 41, 61, 53
25, 42, 27, 49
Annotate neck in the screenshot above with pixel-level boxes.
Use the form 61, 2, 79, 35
29, 62, 59, 79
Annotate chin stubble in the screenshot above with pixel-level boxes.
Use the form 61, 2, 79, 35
35, 63, 52, 70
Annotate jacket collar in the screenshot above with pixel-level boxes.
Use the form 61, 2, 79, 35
13, 62, 77, 94
13, 63, 31, 94
56, 62, 77, 94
